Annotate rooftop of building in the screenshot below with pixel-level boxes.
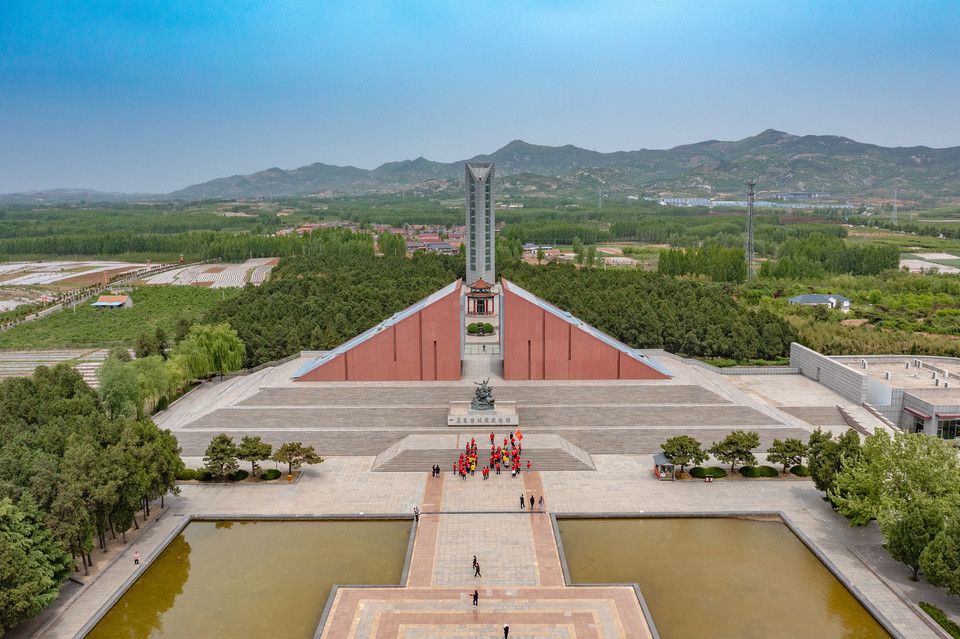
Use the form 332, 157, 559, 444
834, 355, 960, 393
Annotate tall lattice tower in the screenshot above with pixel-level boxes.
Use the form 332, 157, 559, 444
745, 180, 756, 278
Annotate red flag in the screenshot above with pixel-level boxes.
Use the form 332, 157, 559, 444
515, 430, 523, 441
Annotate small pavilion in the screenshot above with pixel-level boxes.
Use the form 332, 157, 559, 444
465, 278, 496, 316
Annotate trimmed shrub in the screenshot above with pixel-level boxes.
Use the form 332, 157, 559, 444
229, 469, 249, 482
790, 464, 810, 477
155, 395, 169, 412
177, 468, 197, 481
705, 466, 727, 478
197, 470, 213, 482
482, 323, 495, 334
467, 323, 479, 333
690, 467, 706, 479
919, 602, 960, 639
739, 466, 759, 478
758, 466, 779, 477
263, 468, 281, 480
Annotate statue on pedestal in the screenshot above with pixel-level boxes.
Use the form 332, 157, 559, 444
471, 378, 495, 411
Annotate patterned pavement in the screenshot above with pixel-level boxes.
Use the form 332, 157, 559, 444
319, 472, 655, 639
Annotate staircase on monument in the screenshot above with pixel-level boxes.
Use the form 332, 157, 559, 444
372, 434, 595, 472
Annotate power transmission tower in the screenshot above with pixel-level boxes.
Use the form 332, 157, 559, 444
745, 180, 756, 279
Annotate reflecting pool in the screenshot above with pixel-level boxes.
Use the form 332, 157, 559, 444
558, 517, 892, 639
86, 519, 411, 639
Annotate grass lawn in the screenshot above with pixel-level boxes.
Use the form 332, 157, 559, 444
0, 285, 239, 349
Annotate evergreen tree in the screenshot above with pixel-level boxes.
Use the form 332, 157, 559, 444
766, 438, 808, 472
203, 433, 239, 476
271, 442, 323, 476
237, 436, 273, 476
0, 498, 72, 630
708, 430, 760, 471
660, 435, 707, 473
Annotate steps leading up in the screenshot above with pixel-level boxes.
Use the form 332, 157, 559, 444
373, 446, 594, 472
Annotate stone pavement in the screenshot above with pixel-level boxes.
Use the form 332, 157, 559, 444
39, 352, 958, 638
35, 457, 954, 639
320, 471, 654, 638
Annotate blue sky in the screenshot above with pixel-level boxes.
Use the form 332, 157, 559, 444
2, 0, 959, 193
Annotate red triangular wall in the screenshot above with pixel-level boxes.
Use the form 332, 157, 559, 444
294, 280, 463, 381
501, 279, 670, 380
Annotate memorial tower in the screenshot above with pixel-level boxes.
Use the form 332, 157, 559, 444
465, 163, 495, 285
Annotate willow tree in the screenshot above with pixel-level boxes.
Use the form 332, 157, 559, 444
176, 323, 244, 379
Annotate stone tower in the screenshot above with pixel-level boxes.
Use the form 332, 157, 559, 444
465, 163, 495, 285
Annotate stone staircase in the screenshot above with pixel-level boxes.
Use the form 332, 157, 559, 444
371, 434, 595, 472
562, 426, 813, 454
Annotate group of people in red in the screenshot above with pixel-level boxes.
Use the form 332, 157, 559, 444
450, 431, 529, 480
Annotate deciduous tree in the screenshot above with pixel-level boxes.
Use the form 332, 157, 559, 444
919, 517, 960, 596
831, 430, 960, 527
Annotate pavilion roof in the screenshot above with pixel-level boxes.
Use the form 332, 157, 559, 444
468, 278, 493, 290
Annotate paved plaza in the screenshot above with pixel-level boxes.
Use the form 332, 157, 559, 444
30, 353, 960, 638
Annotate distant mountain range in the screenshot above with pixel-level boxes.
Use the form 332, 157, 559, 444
5, 130, 960, 204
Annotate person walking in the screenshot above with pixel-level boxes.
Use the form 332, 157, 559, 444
529, 494, 534, 510
413, 507, 419, 522
539, 496, 544, 511
520, 493, 525, 509
474, 561, 482, 578
503, 623, 509, 637
472, 589, 479, 606
473, 555, 477, 570
133, 551, 140, 566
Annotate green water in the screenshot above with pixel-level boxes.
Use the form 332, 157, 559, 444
86, 520, 411, 639
558, 518, 892, 639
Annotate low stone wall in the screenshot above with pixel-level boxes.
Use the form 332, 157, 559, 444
639, 349, 799, 375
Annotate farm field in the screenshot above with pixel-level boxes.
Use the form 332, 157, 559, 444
0, 285, 238, 350
847, 226, 960, 253
899, 251, 960, 273
0, 348, 127, 388
138, 257, 278, 287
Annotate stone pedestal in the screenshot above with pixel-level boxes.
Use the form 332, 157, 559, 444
448, 401, 518, 426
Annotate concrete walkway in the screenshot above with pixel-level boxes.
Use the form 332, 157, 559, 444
35, 454, 957, 638
320, 471, 654, 638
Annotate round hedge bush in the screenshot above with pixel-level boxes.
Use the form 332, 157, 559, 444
263, 468, 282, 480
483, 323, 495, 333
156, 395, 169, 412
705, 466, 727, 478
739, 466, 759, 478
229, 469, 249, 482
197, 470, 213, 482
790, 464, 810, 477
467, 323, 479, 333
690, 467, 707, 479
177, 468, 197, 481
758, 466, 779, 477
